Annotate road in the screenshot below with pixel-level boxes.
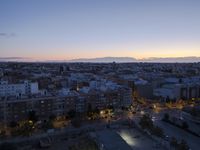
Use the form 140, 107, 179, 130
155, 120, 200, 150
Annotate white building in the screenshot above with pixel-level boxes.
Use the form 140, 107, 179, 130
0, 80, 39, 97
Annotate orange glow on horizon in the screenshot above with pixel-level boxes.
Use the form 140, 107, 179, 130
14, 46, 200, 61
27, 52, 200, 61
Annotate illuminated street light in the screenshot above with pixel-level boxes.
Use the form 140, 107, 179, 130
100, 110, 104, 115
29, 120, 33, 125
140, 111, 145, 115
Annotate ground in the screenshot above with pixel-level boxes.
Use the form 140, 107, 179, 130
35, 134, 99, 150
117, 129, 165, 150
95, 129, 165, 150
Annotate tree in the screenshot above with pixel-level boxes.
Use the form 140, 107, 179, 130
190, 108, 197, 116
9, 121, 18, 128
171, 117, 177, 124
108, 105, 114, 112
28, 110, 38, 123
68, 109, 76, 119
152, 126, 164, 138
0, 130, 6, 138
22, 121, 34, 136
87, 103, 93, 117
182, 121, 189, 130
179, 78, 183, 83
87, 103, 92, 112
71, 118, 81, 128
163, 113, 169, 121
49, 114, 56, 121
11, 121, 34, 136
170, 137, 178, 148
94, 107, 100, 114
139, 114, 154, 130
166, 96, 170, 103
178, 139, 190, 150
42, 120, 53, 130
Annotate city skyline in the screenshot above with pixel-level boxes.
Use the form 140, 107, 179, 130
1, 0, 200, 61
1, 1, 200, 148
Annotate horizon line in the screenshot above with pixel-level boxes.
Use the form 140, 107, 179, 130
0, 56, 200, 63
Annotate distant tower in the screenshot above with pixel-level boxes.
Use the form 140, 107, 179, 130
0, 68, 3, 77
60, 65, 70, 74
112, 61, 118, 71
59, 65, 65, 74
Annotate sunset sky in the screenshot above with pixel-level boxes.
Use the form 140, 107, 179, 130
0, 0, 200, 61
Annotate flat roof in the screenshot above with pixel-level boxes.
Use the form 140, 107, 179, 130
96, 130, 132, 150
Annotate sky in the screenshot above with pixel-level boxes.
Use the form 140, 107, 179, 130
0, 0, 200, 61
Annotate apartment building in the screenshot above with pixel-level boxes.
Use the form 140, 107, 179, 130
154, 83, 200, 101
0, 80, 39, 97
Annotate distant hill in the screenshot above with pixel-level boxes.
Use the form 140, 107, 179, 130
0, 57, 25, 61
140, 57, 200, 63
1, 56, 200, 63
69, 56, 200, 63
69, 57, 137, 63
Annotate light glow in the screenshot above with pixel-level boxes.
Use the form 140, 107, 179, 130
118, 131, 136, 146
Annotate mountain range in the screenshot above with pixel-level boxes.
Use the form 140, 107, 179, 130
0, 56, 200, 63
69, 56, 200, 63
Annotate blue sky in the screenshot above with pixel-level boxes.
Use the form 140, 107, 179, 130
0, 0, 200, 60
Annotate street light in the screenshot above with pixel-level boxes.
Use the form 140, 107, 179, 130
140, 111, 145, 115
